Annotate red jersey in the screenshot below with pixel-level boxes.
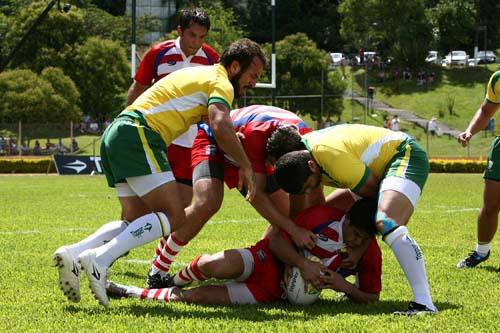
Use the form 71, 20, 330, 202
134, 38, 219, 86
230, 105, 311, 173
293, 205, 382, 294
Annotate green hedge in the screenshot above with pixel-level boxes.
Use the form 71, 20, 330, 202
0, 158, 56, 173
429, 159, 486, 173
0, 158, 487, 174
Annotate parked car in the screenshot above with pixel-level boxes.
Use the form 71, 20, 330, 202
355, 51, 377, 65
443, 51, 469, 66
477, 50, 497, 64
329, 52, 346, 68
425, 51, 441, 64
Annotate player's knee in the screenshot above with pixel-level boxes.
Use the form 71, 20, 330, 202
195, 254, 212, 276
375, 211, 399, 236
192, 194, 222, 219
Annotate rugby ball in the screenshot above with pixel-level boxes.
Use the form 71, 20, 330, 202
286, 266, 321, 305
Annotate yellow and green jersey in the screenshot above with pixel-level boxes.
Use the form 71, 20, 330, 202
301, 124, 412, 192
122, 64, 234, 145
486, 70, 500, 104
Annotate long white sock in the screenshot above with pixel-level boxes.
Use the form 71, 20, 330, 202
66, 220, 128, 258
94, 212, 171, 267
385, 226, 436, 311
475, 243, 490, 257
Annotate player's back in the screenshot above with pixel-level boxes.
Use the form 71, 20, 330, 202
231, 105, 310, 134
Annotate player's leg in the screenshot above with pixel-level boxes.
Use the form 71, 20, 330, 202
173, 249, 245, 287
377, 141, 436, 314
54, 122, 149, 303
106, 282, 233, 304
77, 115, 186, 306
148, 160, 225, 287
167, 144, 194, 208
458, 138, 500, 268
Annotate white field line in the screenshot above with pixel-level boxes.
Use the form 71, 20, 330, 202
121, 259, 188, 268
0, 218, 264, 235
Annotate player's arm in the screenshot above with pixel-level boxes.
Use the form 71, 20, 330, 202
458, 100, 499, 146
126, 81, 149, 106
251, 173, 316, 249
208, 103, 255, 201
268, 233, 322, 288
319, 268, 379, 303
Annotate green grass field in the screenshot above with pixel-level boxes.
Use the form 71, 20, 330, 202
0, 174, 499, 332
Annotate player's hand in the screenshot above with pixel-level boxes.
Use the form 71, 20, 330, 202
298, 258, 322, 290
290, 226, 316, 250
238, 166, 256, 202
457, 131, 472, 147
319, 268, 347, 292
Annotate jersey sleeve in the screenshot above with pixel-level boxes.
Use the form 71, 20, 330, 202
241, 123, 274, 173
312, 144, 370, 193
486, 71, 500, 104
356, 238, 382, 293
207, 68, 234, 110
134, 46, 159, 86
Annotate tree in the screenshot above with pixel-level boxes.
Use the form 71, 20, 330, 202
3, 0, 86, 72
0, 68, 81, 123
250, 33, 346, 122
426, 0, 476, 53
72, 37, 130, 121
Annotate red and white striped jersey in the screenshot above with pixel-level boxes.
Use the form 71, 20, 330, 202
292, 205, 382, 293
135, 37, 219, 86
229, 105, 311, 174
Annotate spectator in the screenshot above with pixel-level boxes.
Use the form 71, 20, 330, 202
403, 67, 412, 80
71, 137, 79, 153
20, 141, 29, 155
427, 117, 437, 136
56, 138, 67, 154
383, 115, 391, 129
33, 140, 42, 155
391, 115, 400, 131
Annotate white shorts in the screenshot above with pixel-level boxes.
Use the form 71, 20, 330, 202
115, 171, 175, 197
380, 176, 421, 208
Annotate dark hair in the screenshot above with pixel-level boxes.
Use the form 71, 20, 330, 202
347, 198, 378, 238
179, 8, 211, 31
266, 126, 305, 161
274, 150, 312, 194
219, 38, 267, 74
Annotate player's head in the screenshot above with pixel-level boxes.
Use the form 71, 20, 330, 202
220, 38, 267, 98
177, 8, 211, 56
274, 150, 321, 194
266, 126, 305, 163
343, 198, 377, 248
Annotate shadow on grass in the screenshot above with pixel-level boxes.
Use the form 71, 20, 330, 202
64, 299, 459, 320
480, 265, 500, 273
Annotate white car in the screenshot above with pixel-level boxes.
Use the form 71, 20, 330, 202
329, 52, 346, 68
425, 51, 440, 64
443, 51, 469, 66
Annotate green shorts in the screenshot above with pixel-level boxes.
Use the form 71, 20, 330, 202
484, 136, 500, 181
384, 138, 429, 190
100, 112, 171, 187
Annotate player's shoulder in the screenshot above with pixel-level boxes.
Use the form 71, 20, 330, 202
201, 43, 220, 59
150, 39, 176, 53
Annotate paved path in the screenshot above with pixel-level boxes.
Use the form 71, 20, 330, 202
346, 91, 461, 138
